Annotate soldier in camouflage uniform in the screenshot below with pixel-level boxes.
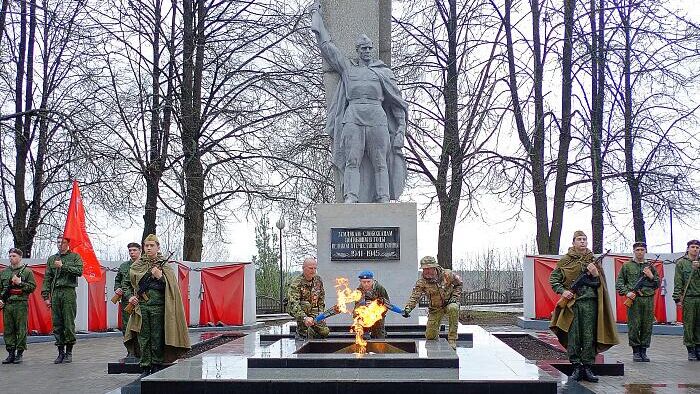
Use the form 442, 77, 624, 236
355, 270, 390, 339
0, 248, 36, 364
403, 256, 462, 349
41, 236, 84, 364
672, 239, 700, 361
114, 242, 141, 359
549, 230, 617, 383
615, 241, 659, 362
286, 257, 330, 339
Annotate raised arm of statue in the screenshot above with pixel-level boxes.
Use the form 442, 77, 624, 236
309, 0, 346, 74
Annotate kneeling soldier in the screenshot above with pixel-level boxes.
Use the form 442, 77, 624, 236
287, 257, 330, 339
0, 248, 36, 364
355, 270, 390, 339
403, 256, 462, 349
615, 241, 659, 362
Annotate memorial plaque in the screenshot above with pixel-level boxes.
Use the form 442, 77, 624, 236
330, 227, 400, 261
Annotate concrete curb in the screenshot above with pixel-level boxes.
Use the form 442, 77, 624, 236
516, 316, 685, 335
0, 322, 265, 345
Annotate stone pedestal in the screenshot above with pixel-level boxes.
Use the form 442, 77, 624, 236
316, 202, 418, 324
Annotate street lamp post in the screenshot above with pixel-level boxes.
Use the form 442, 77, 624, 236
669, 203, 674, 253
276, 217, 286, 313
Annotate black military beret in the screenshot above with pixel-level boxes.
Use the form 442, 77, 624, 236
687, 239, 700, 247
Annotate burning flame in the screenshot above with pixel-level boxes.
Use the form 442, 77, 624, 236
351, 300, 387, 354
334, 278, 362, 313
333, 278, 387, 354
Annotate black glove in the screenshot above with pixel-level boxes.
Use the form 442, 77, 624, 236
402, 308, 411, 318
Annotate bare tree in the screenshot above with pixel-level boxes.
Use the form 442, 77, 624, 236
394, 0, 505, 268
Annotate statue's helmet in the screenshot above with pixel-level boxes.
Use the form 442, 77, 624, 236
355, 34, 373, 49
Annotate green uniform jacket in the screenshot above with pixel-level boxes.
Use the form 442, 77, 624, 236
615, 259, 659, 297
286, 274, 325, 320
673, 255, 700, 302
549, 250, 598, 300
0, 264, 36, 302
41, 251, 84, 299
115, 260, 135, 302
405, 268, 462, 311
355, 281, 389, 307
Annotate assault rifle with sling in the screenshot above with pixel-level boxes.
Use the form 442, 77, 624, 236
556, 249, 610, 308
125, 251, 174, 315
623, 260, 659, 308
0, 264, 27, 310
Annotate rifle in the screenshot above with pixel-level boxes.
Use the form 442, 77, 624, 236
125, 252, 174, 315
623, 262, 658, 308
50, 253, 61, 299
0, 265, 27, 310
556, 249, 610, 308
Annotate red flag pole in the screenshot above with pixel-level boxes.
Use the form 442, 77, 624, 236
63, 180, 103, 283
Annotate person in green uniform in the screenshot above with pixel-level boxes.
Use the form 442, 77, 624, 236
41, 236, 83, 364
403, 256, 462, 349
354, 270, 390, 339
114, 242, 141, 359
0, 248, 36, 364
124, 234, 190, 376
549, 230, 619, 383
615, 241, 659, 362
286, 257, 330, 339
672, 239, 700, 361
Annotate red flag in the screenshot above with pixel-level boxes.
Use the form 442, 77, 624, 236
63, 180, 102, 283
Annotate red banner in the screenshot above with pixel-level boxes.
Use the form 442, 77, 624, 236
614, 257, 667, 323
178, 264, 191, 325
64, 180, 102, 283
88, 267, 107, 331
28, 265, 53, 335
534, 257, 559, 319
200, 264, 244, 326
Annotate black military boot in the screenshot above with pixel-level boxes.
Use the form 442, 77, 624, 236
632, 346, 643, 362
13, 349, 24, 364
54, 346, 65, 364
640, 347, 650, 362
2, 349, 15, 364
695, 345, 700, 361
582, 365, 599, 383
569, 364, 582, 381
687, 346, 698, 361
64, 344, 73, 363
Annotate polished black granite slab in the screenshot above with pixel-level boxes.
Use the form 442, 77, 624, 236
248, 338, 459, 368
135, 323, 561, 393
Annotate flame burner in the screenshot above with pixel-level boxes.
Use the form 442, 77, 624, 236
247, 338, 459, 369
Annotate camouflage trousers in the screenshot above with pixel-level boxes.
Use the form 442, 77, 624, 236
628, 296, 654, 347
568, 298, 597, 365
51, 287, 77, 346
364, 319, 386, 339
3, 300, 28, 350
295, 318, 330, 339
682, 296, 700, 347
139, 303, 165, 368
425, 302, 459, 342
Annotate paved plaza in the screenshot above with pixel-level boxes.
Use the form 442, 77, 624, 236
1, 324, 699, 393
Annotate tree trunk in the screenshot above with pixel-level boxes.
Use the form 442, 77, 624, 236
142, 0, 163, 241
620, 2, 645, 242
434, 0, 461, 269
589, 0, 606, 253
181, 0, 205, 261
530, 0, 550, 254
11, 0, 29, 253
551, 0, 575, 254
